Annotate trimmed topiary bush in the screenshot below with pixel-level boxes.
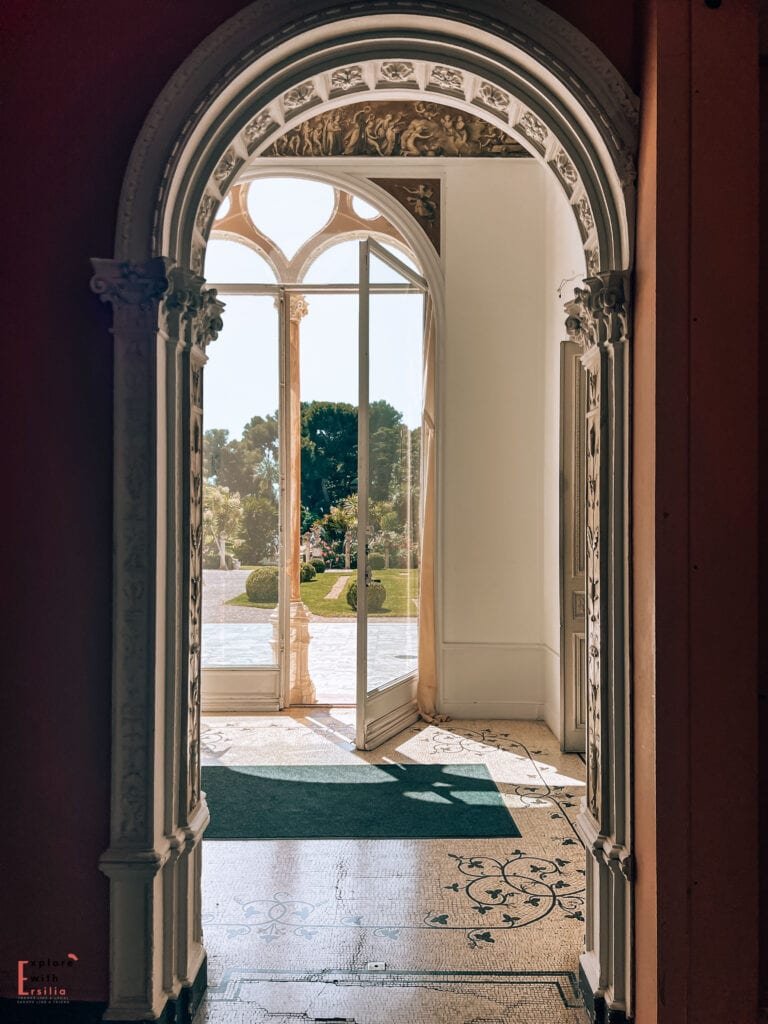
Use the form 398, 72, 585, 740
368, 552, 386, 570
245, 566, 279, 603
346, 580, 386, 612
310, 558, 326, 574
300, 561, 317, 582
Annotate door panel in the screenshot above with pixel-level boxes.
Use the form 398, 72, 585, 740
356, 239, 427, 749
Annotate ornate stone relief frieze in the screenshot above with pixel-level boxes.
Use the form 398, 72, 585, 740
585, 248, 599, 278
196, 194, 217, 235
330, 66, 364, 93
515, 111, 548, 152
379, 60, 416, 84
261, 100, 528, 159
370, 177, 441, 253
552, 149, 578, 194
475, 81, 510, 112
244, 112, 278, 152
213, 148, 242, 190
429, 65, 464, 92
575, 197, 594, 233
283, 82, 317, 112
188, 58, 604, 273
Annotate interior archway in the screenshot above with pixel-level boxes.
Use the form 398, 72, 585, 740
92, 5, 636, 1022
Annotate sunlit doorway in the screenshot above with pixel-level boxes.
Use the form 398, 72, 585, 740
201, 177, 427, 749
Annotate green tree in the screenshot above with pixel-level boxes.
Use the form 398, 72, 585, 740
300, 401, 358, 519
241, 413, 279, 460
203, 484, 244, 569
368, 400, 404, 501
299, 399, 405, 520
215, 413, 279, 497
203, 428, 230, 482
240, 495, 279, 565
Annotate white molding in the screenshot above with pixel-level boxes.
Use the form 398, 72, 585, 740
362, 691, 420, 750
441, 699, 545, 719
202, 694, 282, 713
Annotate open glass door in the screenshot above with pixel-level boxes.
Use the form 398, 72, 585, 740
356, 238, 428, 749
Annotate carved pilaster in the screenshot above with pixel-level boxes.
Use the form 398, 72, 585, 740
90, 258, 218, 1020
565, 271, 631, 1021
565, 272, 628, 828
183, 284, 224, 816
91, 258, 173, 850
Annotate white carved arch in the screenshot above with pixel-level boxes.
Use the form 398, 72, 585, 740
96, 5, 637, 1022
208, 168, 442, 292
117, 8, 636, 274
187, 59, 612, 280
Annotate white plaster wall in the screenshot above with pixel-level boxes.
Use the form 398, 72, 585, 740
541, 167, 586, 737
438, 158, 583, 725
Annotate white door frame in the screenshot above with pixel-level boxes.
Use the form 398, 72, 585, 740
356, 237, 428, 750
92, 6, 637, 1021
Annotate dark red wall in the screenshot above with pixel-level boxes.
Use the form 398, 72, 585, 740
3, 1, 763, 1018
634, 2, 762, 1022
759, 43, 768, 1019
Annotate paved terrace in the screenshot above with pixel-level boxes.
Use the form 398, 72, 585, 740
202, 570, 417, 702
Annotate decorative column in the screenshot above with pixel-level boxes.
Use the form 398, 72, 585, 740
90, 258, 222, 1022
565, 272, 632, 1024
287, 293, 316, 704
173, 273, 223, 1012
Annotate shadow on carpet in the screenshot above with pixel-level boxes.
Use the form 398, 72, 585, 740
202, 763, 521, 839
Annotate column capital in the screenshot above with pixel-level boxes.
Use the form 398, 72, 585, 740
90, 256, 174, 310
189, 285, 225, 351
289, 292, 309, 323
564, 271, 630, 351
91, 258, 224, 349
155, 265, 225, 350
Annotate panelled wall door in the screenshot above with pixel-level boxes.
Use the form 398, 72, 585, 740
202, 237, 427, 750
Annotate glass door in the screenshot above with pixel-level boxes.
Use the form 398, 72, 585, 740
356, 238, 428, 749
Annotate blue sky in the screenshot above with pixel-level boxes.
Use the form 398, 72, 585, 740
203, 180, 424, 439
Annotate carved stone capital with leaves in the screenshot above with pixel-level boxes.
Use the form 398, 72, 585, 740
163, 266, 225, 351
564, 271, 629, 352
192, 287, 225, 352
90, 257, 173, 309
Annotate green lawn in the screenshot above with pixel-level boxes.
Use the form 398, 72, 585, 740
226, 569, 419, 617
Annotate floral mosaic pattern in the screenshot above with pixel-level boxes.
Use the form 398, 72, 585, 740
204, 843, 583, 950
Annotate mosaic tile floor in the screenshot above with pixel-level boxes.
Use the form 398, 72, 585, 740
197, 712, 587, 1023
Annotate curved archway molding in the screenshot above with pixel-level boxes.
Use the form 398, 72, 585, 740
93, 4, 637, 1022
